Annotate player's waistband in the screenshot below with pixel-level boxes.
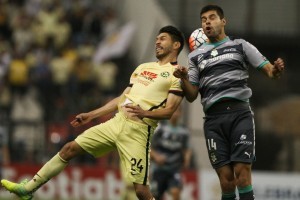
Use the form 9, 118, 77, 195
120, 105, 147, 124
206, 99, 250, 115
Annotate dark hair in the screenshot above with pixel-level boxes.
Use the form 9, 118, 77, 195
200, 5, 224, 19
159, 25, 185, 54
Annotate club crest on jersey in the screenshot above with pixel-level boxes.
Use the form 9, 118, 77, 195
141, 71, 157, 81
160, 71, 170, 78
211, 49, 218, 57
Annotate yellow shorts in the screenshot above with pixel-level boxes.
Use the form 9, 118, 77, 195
75, 112, 155, 185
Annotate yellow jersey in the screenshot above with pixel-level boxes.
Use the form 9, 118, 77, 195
119, 62, 183, 127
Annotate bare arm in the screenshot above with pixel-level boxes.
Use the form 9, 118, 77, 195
173, 66, 199, 102
150, 149, 167, 165
261, 58, 285, 79
125, 93, 183, 120
183, 148, 192, 169
70, 87, 131, 127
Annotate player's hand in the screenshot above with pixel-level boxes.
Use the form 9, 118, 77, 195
70, 113, 92, 127
173, 66, 188, 80
154, 154, 167, 165
272, 58, 285, 78
124, 104, 146, 119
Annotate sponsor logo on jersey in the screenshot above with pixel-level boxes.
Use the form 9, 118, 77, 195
223, 48, 237, 52
208, 53, 234, 62
140, 71, 158, 81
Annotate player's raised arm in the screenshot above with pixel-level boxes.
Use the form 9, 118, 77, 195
70, 87, 131, 127
173, 66, 199, 102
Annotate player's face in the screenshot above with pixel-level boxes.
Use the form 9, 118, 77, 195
155, 33, 174, 60
201, 10, 225, 39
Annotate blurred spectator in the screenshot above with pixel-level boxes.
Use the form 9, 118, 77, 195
28, 47, 53, 120
10, 87, 44, 163
0, 37, 11, 86
0, 125, 10, 179
53, 13, 71, 49
0, 1, 131, 166
11, 8, 34, 54
7, 50, 30, 95
93, 61, 118, 97
32, 2, 65, 48
150, 106, 192, 200
0, 3, 12, 40
102, 7, 119, 37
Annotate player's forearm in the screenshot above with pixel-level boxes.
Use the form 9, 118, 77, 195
180, 78, 198, 102
183, 149, 192, 168
88, 97, 119, 119
143, 108, 175, 120
261, 63, 275, 78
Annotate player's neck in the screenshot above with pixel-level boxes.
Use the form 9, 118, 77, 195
158, 55, 177, 66
208, 33, 227, 43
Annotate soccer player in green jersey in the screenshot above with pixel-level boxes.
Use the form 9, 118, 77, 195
174, 4, 285, 200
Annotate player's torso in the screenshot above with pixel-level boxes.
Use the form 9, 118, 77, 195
128, 62, 177, 109
191, 38, 248, 79
189, 37, 252, 110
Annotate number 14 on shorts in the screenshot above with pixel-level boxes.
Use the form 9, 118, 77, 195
207, 139, 217, 150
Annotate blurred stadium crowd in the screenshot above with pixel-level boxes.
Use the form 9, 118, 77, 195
0, 0, 130, 167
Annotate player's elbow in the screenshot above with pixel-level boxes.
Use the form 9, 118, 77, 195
164, 112, 174, 119
183, 87, 198, 102
186, 97, 196, 102
185, 93, 198, 102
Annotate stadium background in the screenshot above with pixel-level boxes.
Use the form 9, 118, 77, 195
0, 0, 299, 199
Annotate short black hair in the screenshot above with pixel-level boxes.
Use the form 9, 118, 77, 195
200, 4, 224, 19
158, 25, 185, 54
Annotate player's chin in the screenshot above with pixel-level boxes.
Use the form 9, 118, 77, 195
156, 53, 166, 60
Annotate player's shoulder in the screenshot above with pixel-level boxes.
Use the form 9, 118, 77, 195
228, 35, 249, 44
188, 44, 209, 59
134, 62, 155, 71
138, 62, 155, 67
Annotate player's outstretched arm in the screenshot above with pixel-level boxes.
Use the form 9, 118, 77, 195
173, 66, 198, 102
261, 58, 285, 79
125, 93, 183, 120
70, 87, 131, 127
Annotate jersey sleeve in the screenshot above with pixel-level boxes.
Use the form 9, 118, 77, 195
129, 64, 143, 86
187, 56, 200, 86
170, 74, 183, 96
242, 40, 270, 70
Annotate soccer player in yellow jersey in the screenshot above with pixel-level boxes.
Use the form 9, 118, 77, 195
1, 25, 185, 200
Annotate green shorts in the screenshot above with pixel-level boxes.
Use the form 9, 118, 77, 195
75, 112, 155, 185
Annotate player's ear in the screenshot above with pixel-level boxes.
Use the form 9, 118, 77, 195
173, 41, 181, 50
222, 18, 226, 25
